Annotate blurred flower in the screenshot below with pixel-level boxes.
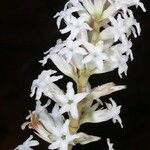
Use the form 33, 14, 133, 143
14, 135, 39, 150
107, 138, 114, 150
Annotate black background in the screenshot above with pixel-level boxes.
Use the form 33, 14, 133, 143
0, 0, 150, 149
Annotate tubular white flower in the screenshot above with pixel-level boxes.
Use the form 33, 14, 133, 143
30, 70, 63, 100
82, 41, 108, 72
82, 98, 123, 128
14, 135, 39, 150
89, 82, 126, 100
105, 98, 123, 128
48, 120, 78, 150
50, 104, 65, 127
60, 16, 92, 40
50, 54, 78, 81
54, 82, 88, 119
21, 100, 65, 144
58, 39, 88, 63
109, 15, 128, 44
108, 0, 146, 12
79, 0, 107, 18
74, 132, 101, 145
110, 45, 129, 78
39, 39, 65, 66
54, 6, 80, 29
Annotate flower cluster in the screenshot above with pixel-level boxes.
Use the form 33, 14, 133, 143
15, 0, 145, 150
40, 0, 145, 78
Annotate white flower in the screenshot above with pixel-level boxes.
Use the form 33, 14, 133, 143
108, 0, 146, 12
48, 120, 78, 150
101, 10, 141, 41
89, 82, 126, 100
79, 0, 107, 18
109, 15, 128, 44
107, 138, 114, 150
58, 39, 88, 63
21, 100, 68, 144
60, 16, 92, 40
74, 132, 101, 145
54, 6, 80, 29
14, 135, 39, 150
50, 104, 65, 127
82, 98, 123, 128
123, 9, 141, 38
105, 98, 123, 128
82, 41, 108, 72
55, 82, 88, 119
30, 70, 63, 100
110, 45, 129, 78
39, 39, 65, 66
49, 54, 78, 81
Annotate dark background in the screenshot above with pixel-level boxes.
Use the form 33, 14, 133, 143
0, 0, 149, 149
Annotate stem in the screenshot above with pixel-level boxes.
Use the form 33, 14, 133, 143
68, 18, 101, 149
90, 18, 101, 44
68, 145, 73, 150
69, 69, 89, 131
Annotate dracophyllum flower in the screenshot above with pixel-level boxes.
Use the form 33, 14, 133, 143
74, 132, 101, 145
50, 103, 65, 127
107, 138, 114, 150
103, 0, 146, 19
101, 10, 141, 41
60, 16, 92, 40
48, 120, 78, 150
110, 45, 129, 78
54, 5, 81, 29
30, 70, 63, 100
48, 120, 100, 149
79, 0, 107, 19
123, 10, 141, 38
39, 39, 65, 66
109, 14, 128, 44
113, 40, 133, 61
54, 82, 88, 119
14, 135, 39, 150
82, 41, 108, 72
82, 98, 123, 128
105, 98, 123, 128
58, 39, 88, 63
22, 100, 65, 143
89, 82, 126, 101
108, 0, 146, 12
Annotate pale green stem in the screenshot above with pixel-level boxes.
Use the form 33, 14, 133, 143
68, 17, 101, 150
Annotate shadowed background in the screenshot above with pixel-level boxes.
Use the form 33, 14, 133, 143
0, 0, 150, 149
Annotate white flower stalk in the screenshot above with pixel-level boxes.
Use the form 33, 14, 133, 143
14, 135, 39, 150
15, 0, 146, 150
